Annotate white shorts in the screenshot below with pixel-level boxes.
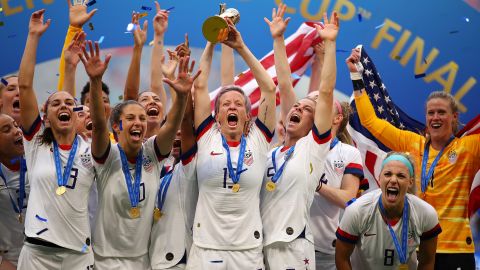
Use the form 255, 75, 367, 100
94, 252, 151, 270
186, 244, 264, 270
315, 250, 335, 270
264, 238, 315, 270
0, 246, 22, 265
17, 242, 94, 270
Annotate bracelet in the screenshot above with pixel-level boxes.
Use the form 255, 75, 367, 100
352, 79, 365, 91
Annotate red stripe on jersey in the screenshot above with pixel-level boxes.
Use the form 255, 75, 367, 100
312, 126, 332, 145
255, 118, 274, 143
196, 116, 214, 141
22, 115, 42, 141
420, 223, 442, 240
181, 144, 197, 166
336, 227, 359, 244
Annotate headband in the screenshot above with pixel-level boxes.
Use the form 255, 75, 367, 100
381, 154, 414, 177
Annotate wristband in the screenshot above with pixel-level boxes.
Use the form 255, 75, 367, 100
352, 79, 365, 91
350, 72, 363, 80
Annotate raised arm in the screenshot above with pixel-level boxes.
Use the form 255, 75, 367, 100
193, 42, 215, 129
313, 12, 338, 134
264, 3, 295, 124
180, 89, 195, 153
223, 19, 276, 132
149, 1, 169, 110
157, 57, 201, 155
79, 41, 111, 158
221, 44, 235, 86
58, 0, 97, 93
123, 12, 148, 101
63, 31, 86, 95
18, 9, 51, 130
308, 42, 325, 93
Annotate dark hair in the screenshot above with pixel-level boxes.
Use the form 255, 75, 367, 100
337, 101, 353, 145
80, 81, 110, 105
38, 92, 78, 145
109, 100, 144, 138
214, 85, 251, 116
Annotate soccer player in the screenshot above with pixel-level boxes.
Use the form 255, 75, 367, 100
261, 6, 336, 269
336, 152, 441, 270
17, 10, 96, 270
186, 18, 276, 270
348, 48, 480, 269
0, 75, 21, 126
0, 114, 29, 268
79, 38, 199, 269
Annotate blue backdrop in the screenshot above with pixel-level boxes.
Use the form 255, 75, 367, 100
1, 0, 479, 122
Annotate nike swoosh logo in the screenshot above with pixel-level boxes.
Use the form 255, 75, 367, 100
210, 151, 223, 156
364, 233, 376, 237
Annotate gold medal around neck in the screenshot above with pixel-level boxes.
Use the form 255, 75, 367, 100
398, 264, 408, 270
18, 214, 23, 223
232, 183, 240, 193
153, 208, 163, 222
129, 207, 140, 219
56, 186, 66, 196
265, 181, 276, 192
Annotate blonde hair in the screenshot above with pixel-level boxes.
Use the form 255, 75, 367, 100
426, 91, 459, 134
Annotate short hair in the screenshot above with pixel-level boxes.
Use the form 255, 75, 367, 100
80, 81, 110, 105
0, 74, 18, 93
213, 85, 251, 116
425, 91, 459, 133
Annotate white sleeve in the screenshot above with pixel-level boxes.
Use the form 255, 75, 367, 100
337, 199, 362, 244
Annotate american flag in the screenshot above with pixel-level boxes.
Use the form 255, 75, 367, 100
346, 45, 425, 189
208, 22, 323, 116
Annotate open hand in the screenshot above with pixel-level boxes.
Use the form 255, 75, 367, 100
153, 1, 169, 35
315, 11, 339, 42
132, 12, 148, 47
78, 40, 111, 79
161, 49, 179, 80
65, 31, 86, 66
68, 0, 97, 28
29, 9, 51, 36
264, 3, 291, 39
163, 56, 201, 96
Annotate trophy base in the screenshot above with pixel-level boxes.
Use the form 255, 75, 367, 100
202, 16, 228, 43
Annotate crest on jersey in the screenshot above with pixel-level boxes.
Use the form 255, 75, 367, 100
447, 150, 457, 164
80, 151, 93, 169
143, 155, 153, 173
244, 149, 254, 166
333, 160, 345, 173
408, 230, 415, 246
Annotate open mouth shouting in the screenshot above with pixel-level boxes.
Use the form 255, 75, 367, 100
430, 122, 442, 130
288, 113, 301, 125
385, 186, 399, 202
129, 128, 143, 142
227, 113, 239, 127
58, 112, 71, 124
146, 106, 160, 117
14, 136, 24, 147
85, 120, 93, 131
12, 100, 20, 112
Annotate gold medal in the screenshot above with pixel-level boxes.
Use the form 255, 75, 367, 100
56, 186, 66, 195
265, 181, 276, 192
398, 264, 408, 270
153, 208, 162, 222
18, 214, 23, 223
232, 183, 240, 193
129, 207, 140, 219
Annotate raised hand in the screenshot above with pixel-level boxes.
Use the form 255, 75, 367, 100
222, 18, 245, 50
68, 0, 97, 28
345, 48, 361, 73
29, 9, 51, 36
161, 49, 179, 80
175, 34, 191, 57
163, 56, 201, 96
79, 40, 111, 79
264, 3, 291, 39
132, 12, 148, 47
313, 42, 325, 61
315, 11, 339, 42
64, 31, 86, 66
153, 1, 169, 36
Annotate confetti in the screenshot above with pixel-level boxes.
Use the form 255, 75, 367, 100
56, 74, 59, 77
81, 244, 89, 253
345, 198, 356, 207
36, 228, 48, 235
449, 30, 459, 34
0, 7, 3, 12
98, 36, 104, 44
35, 214, 47, 222
88, 22, 94, 30
464, 17, 470, 23
291, 73, 301, 80
375, 23, 385, 29
164, 6, 175, 12
86, 0, 96, 7
336, 49, 349, 53
414, 73, 426, 79
126, 23, 135, 32
140, 5, 152, 10
309, 162, 313, 174
73, 107, 84, 112
394, 55, 402, 60
357, 13, 362, 22
1, 78, 8, 86
138, 12, 148, 19
423, 58, 427, 64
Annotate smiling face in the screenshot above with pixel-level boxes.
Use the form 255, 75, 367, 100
44, 92, 77, 135
83, 90, 111, 120
75, 105, 91, 137
285, 98, 316, 139
138, 91, 164, 125
380, 160, 413, 209
112, 103, 147, 147
0, 76, 21, 124
0, 114, 24, 159
425, 97, 457, 141
215, 90, 251, 140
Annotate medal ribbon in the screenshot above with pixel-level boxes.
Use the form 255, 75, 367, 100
421, 135, 454, 193
221, 135, 247, 184
378, 196, 409, 264
53, 136, 79, 189
157, 166, 174, 211
0, 157, 26, 214
271, 145, 295, 183
118, 145, 143, 208
330, 137, 339, 150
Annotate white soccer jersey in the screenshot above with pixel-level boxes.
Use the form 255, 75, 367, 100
149, 146, 198, 269
0, 163, 30, 263
261, 126, 331, 246
336, 189, 442, 270
309, 141, 365, 253
194, 116, 274, 250
92, 136, 166, 257
22, 117, 95, 252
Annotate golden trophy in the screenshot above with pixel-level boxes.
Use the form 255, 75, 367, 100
202, 3, 240, 43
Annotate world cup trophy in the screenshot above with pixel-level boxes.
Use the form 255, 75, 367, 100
202, 3, 240, 43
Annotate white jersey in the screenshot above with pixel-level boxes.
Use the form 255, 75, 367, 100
92, 136, 166, 257
337, 189, 442, 270
261, 126, 331, 246
0, 163, 30, 262
194, 116, 273, 250
309, 141, 365, 254
149, 146, 198, 269
22, 117, 95, 252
